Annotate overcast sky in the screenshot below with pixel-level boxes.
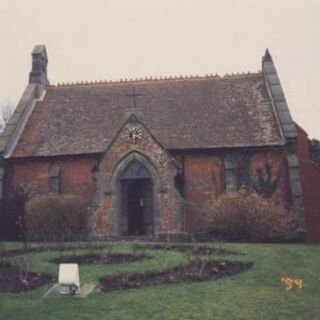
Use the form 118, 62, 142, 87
1, 0, 319, 138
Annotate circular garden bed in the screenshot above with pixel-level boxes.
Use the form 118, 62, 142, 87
51, 253, 148, 265
134, 243, 229, 255
100, 260, 253, 292
0, 262, 54, 293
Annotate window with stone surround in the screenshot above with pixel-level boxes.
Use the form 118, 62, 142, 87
49, 164, 61, 194
224, 154, 249, 192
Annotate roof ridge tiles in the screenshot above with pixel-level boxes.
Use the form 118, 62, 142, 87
52, 71, 262, 87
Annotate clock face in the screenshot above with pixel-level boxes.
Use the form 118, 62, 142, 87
126, 126, 142, 144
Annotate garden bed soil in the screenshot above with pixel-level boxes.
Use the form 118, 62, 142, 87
51, 253, 147, 265
0, 247, 47, 258
100, 260, 253, 292
135, 243, 228, 255
0, 244, 105, 258
0, 262, 54, 293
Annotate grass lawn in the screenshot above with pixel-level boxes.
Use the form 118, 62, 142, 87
0, 241, 319, 320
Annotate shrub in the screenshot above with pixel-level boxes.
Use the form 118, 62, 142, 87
25, 194, 89, 242
197, 190, 297, 242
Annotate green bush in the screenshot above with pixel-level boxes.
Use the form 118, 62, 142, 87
25, 194, 89, 242
197, 190, 297, 242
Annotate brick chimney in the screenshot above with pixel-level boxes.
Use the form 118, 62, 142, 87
29, 45, 49, 86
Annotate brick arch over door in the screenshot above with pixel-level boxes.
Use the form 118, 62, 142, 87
108, 151, 164, 236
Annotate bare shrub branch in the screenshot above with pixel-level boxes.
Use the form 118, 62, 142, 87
194, 190, 298, 242
0, 103, 14, 134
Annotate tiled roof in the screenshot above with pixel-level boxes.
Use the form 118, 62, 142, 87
11, 72, 283, 158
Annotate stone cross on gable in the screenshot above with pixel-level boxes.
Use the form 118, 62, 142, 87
125, 86, 143, 120
126, 87, 142, 111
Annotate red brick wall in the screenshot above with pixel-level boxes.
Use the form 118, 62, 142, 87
250, 152, 290, 203
182, 151, 290, 233
58, 158, 95, 201
296, 126, 320, 241
183, 154, 224, 232
3, 147, 297, 238
4, 161, 50, 198
4, 157, 97, 203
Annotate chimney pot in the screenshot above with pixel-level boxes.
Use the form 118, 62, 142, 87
29, 45, 49, 86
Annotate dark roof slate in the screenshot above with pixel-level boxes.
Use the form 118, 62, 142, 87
11, 73, 284, 158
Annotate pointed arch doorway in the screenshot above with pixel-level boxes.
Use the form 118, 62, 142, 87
120, 159, 154, 236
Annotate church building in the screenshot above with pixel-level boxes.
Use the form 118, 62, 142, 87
1, 45, 320, 240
